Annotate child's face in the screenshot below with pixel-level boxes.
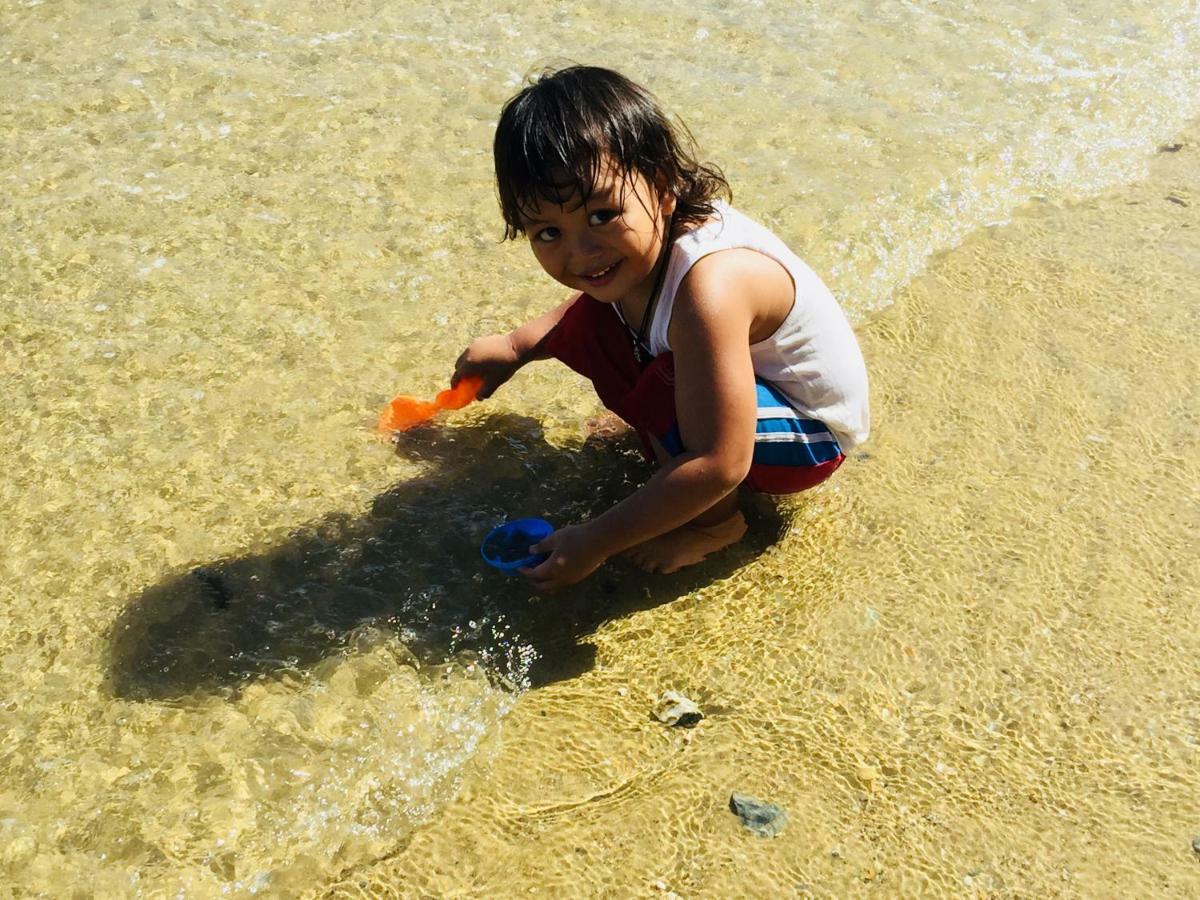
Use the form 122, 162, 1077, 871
518, 159, 677, 306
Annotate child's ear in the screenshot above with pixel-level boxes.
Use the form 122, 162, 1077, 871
662, 191, 677, 218
655, 174, 677, 217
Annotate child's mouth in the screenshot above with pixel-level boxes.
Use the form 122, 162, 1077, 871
580, 260, 620, 286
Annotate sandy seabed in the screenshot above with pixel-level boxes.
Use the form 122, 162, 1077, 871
327, 138, 1199, 898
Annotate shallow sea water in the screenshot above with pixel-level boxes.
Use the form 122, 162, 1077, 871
1, 0, 1198, 895
337, 138, 1197, 898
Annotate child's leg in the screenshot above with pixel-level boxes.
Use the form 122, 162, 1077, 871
623, 379, 847, 573
622, 435, 748, 574
540, 299, 838, 571
623, 498, 748, 574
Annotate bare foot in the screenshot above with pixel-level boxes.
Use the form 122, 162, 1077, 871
624, 511, 748, 574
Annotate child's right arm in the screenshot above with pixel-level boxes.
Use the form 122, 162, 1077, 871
451, 293, 579, 399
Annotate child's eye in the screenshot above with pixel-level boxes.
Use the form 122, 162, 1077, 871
534, 227, 560, 243
588, 209, 618, 226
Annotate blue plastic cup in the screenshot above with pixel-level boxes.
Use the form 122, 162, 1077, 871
480, 518, 554, 573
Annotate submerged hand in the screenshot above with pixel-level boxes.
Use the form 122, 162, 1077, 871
519, 524, 608, 592
452, 333, 523, 400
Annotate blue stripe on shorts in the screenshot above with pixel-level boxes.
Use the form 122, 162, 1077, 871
752, 379, 842, 465
658, 378, 843, 465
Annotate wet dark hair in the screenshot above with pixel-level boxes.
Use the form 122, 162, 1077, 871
493, 65, 730, 240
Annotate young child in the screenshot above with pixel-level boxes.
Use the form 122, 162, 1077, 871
453, 66, 869, 591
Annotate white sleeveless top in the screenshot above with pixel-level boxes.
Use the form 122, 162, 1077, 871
639, 201, 870, 450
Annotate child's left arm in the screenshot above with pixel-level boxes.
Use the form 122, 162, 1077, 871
522, 259, 761, 591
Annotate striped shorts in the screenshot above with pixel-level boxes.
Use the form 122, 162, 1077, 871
659, 378, 845, 495
542, 294, 845, 496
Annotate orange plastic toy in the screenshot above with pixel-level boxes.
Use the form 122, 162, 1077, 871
376, 376, 483, 433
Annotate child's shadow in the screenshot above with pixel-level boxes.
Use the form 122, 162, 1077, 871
107, 413, 786, 701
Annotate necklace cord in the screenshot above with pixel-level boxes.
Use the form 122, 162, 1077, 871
630, 216, 674, 363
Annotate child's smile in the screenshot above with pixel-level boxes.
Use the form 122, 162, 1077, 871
579, 259, 621, 287
519, 160, 676, 318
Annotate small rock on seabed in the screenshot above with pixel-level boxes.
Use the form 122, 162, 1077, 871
653, 690, 703, 727
729, 792, 788, 837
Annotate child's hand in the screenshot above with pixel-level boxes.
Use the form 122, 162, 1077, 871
452, 333, 523, 400
518, 524, 608, 592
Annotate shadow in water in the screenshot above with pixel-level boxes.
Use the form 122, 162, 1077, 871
107, 414, 787, 701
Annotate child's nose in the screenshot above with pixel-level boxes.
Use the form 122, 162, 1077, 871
573, 232, 602, 256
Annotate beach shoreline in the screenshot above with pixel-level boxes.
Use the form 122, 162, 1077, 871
4, 2, 1199, 889
328, 135, 1199, 897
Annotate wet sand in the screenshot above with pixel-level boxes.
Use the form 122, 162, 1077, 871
3, 4, 1198, 889
328, 136, 1198, 897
